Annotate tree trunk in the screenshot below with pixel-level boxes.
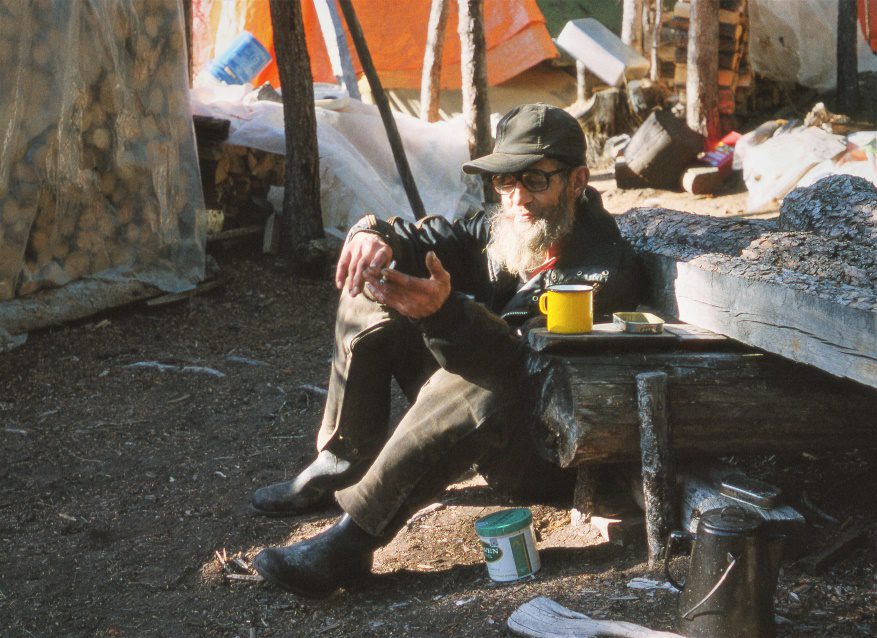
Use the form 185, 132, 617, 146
313, 0, 361, 99
686, 0, 719, 143
836, 0, 859, 114
183, 0, 193, 86
458, 0, 493, 202
338, 0, 427, 219
650, 0, 662, 81
420, 0, 450, 122
621, 0, 644, 54
268, 0, 324, 258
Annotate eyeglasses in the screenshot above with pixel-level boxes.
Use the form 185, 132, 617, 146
491, 167, 568, 194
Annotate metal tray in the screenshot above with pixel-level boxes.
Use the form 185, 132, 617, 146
612, 312, 665, 334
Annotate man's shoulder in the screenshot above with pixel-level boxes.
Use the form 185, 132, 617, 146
575, 187, 621, 236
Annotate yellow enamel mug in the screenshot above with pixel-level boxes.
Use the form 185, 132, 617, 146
538, 284, 593, 334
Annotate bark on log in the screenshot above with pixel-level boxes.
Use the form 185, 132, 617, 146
836, 0, 859, 114
539, 351, 877, 467
338, 0, 427, 220
637, 371, 675, 567
458, 0, 493, 203
420, 0, 450, 122
686, 0, 719, 141
618, 208, 877, 388
268, 0, 325, 257
779, 174, 877, 248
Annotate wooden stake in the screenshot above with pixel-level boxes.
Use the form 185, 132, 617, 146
622, 0, 645, 54
338, 0, 427, 220
420, 0, 449, 122
636, 371, 675, 567
651, 0, 662, 81
458, 0, 493, 203
313, 0, 361, 99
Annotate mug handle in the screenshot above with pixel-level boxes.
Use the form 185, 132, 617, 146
538, 292, 549, 316
664, 530, 694, 591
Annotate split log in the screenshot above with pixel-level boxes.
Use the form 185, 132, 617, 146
530, 350, 877, 467
508, 596, 683, 638
618, 208, 877, 388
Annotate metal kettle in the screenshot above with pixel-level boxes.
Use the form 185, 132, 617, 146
664, 507, 785, 638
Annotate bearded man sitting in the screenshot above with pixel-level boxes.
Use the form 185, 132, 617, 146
250, 103, 641, 597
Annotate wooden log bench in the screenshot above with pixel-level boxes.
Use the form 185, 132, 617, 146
528, 320, 877, 559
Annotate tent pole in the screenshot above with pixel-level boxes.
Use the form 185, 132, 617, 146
337, 0, 427, 220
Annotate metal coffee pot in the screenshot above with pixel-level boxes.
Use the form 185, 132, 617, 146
664, 507, 785, 638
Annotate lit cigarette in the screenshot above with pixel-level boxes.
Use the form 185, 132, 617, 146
378, 260, 396, 286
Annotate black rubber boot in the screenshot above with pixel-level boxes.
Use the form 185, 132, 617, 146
253, 514, 381, 597
251, 450, 368, 516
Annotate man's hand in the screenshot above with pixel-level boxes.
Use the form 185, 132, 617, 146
335, 233, 393, 296
363, 251, 451, 320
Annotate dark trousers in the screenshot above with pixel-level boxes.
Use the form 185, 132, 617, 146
318, 290, 570, 537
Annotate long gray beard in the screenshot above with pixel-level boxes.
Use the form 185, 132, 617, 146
486, 203, 574, 279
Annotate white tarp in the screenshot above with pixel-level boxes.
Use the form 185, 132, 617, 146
749, 0, 877, 91
190, 84, 483, 231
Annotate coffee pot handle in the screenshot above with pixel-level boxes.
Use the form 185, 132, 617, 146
664, 530, 694, 591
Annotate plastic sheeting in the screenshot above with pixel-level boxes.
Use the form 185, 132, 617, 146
190, 84, 483, 229
192, 0, 558, 90
748, 0, 877, 91
0, 0, 205, 302
735, 125, 877, 213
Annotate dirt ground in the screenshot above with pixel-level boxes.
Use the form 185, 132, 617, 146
1, 174, 875, 637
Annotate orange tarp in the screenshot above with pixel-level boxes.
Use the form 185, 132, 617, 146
195, 0, 558, 90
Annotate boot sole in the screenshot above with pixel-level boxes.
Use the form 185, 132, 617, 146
249, 501, 338, 518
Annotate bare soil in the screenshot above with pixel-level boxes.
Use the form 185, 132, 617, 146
1, 175, 874, 637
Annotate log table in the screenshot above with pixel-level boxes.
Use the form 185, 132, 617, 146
528, 321, 877, 560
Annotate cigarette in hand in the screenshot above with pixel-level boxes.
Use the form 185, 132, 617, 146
378, 260, 396, 286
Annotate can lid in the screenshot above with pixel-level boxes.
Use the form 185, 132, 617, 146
698, 506, 761, 535
475, 508, 533, 537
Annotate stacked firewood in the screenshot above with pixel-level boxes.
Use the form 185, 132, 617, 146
0, 0, 203, 300
658, 0, 752, 128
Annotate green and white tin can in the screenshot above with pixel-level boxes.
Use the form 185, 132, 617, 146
474, 508, 541, 582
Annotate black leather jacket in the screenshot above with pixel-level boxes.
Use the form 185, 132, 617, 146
350, 186, 641, 328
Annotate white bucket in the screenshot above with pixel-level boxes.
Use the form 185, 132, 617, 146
475, 508, 541, 582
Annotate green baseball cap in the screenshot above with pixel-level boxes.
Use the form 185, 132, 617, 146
462, 103, 586, 175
